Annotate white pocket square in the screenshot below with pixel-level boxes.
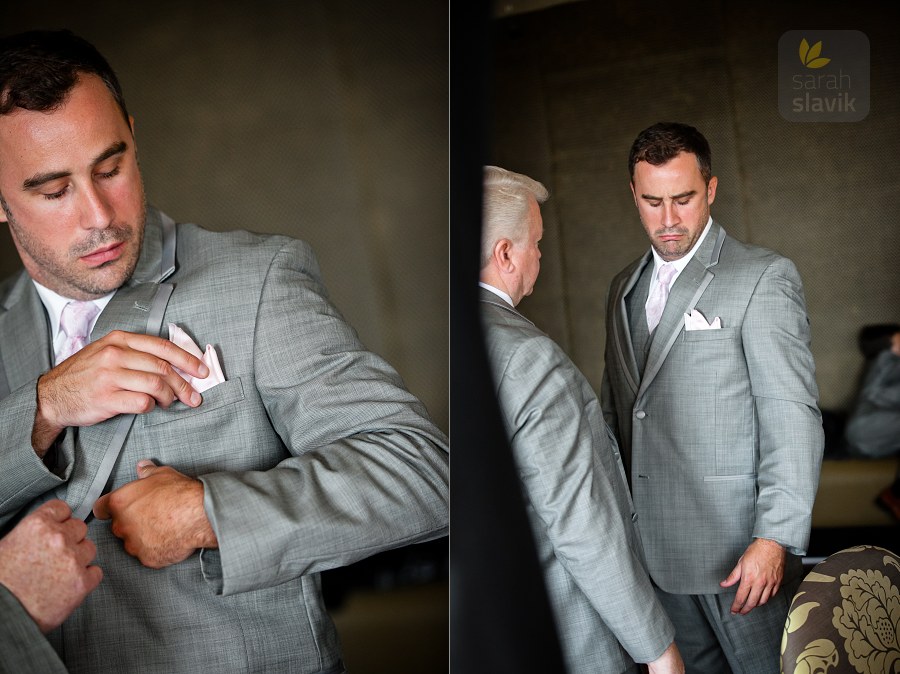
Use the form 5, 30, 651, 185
684, 309, 721, 331
168, 323, 226, 393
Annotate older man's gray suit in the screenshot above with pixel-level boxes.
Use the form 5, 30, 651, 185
0, 207, 449, 673
601, 222, 823, 669
0, 587, 67, 674
480, 288, 674, 674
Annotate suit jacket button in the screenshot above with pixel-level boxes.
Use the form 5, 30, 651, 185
635, 410, 646, 419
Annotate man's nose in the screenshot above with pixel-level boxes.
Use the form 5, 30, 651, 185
79, 184, 114, 230
660, 200, 679, 227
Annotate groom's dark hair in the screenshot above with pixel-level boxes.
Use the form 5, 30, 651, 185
0, 29, 130, 126
629, 121, 713, 185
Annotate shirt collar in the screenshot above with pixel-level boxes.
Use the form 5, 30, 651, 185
479, 282, 514, 307
32, 280, 114, 340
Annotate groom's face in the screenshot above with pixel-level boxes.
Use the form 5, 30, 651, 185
630, 151, 717, 262
0, 73, 145, 300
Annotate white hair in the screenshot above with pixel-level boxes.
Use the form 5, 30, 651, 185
481, 165, 549, 268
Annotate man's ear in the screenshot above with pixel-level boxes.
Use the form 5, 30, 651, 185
492, 238, 515, 273
630, 181, 638, 206
706, 175, 718, 206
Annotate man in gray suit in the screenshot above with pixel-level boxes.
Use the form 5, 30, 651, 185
0, 499, 99, 674
601, 122, 823, 673
0, 30, 448, 672
479, 165, 683, 673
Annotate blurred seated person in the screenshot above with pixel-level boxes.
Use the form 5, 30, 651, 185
842, 323, 900, 521
844, 323, 900, 459
820, 324, 900, 459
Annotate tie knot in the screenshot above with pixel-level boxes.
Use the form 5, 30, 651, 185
60, 300, 100, 340
657, 262, 677, 286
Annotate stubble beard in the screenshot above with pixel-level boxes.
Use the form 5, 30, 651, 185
2, 195, 146, 299
649, 208, 709, 262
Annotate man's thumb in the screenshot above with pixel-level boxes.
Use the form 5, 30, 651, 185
137, 459, 158, 478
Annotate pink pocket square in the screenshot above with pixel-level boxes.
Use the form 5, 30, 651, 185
684, 309, 722, 331
168, 323, 226, 393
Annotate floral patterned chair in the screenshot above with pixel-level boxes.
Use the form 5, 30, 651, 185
781, 545, 900, 674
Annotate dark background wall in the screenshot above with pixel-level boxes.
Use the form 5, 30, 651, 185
0, 3, 447, 672
490, 0, 900, 414
0, 0, 447, 434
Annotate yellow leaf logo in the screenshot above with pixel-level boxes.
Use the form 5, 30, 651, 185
799, 38, 831, 68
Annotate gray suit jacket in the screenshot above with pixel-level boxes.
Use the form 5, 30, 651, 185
480, 288, 673, 673
0, 207, 449, 673
0, 586, 68, 674
601, 222, 823, 595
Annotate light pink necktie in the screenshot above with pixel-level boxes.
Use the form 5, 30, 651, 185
56, 300, 100, 364
645, 262, 677, 332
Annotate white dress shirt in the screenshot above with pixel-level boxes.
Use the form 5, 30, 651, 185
645, 216, 713, 306
32, 281, 114, 365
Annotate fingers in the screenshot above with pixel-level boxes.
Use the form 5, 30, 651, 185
36, 499, 73, 522
38, 331, 208, 433
91, 344, 203, 409
736, 580, 781, 614
83, 564, 104, 594
730, 578, 751, 613
93, 494, 111, 520
59, 516, 89, 544
720, 563, 741, 588
739, 583, 764, 614
112, 331, 209, 379
74, 537, 98, 568
137, 459, 158, 478
729, 573, 781, 614
34, 501, 87, 545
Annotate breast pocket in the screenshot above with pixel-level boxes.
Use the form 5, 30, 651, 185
683, 326, 737, 342
141, 377, 245, 428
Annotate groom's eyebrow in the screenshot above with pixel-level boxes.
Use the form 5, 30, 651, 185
22, 141, 129, 190
640, 190, 697, 201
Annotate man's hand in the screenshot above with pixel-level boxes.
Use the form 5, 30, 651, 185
647, 641, 684, 674
0, 500, 102, 633
93, 460, 218, 569
33, 330, 210, 455
720, 537, 786, 614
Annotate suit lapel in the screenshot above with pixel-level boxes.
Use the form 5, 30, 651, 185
0, 272, 52, 399
638, 222, 725, 399
66, 209, 175, 513
612, 254, 650, 395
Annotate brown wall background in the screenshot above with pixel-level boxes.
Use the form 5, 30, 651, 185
0, 0, 448, 433
490, 0, 900, 413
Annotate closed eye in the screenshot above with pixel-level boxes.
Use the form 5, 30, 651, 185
96, 166, 121, 180
43, 185, 69, 201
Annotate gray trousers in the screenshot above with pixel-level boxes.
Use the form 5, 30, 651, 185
654, 555, 802, 674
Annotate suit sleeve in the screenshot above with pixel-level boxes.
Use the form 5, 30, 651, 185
742, 258, 823, 554
496, 334, 673, 663
0, 386, 69, 530
0, 585, 68, 674
198, 239, 448, 595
